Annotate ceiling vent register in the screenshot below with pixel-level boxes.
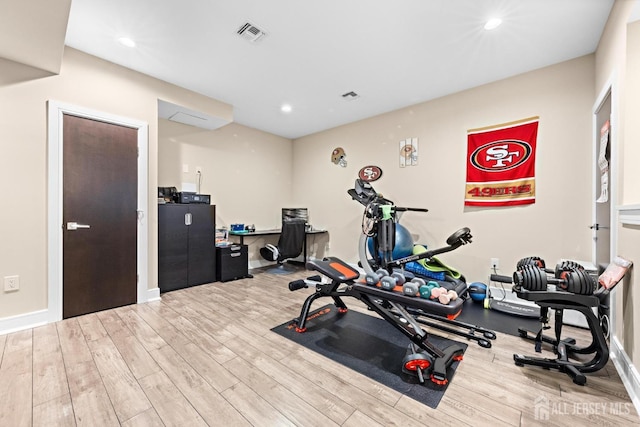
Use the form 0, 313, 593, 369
342, 91, 360, 100
237, 22, 267, 42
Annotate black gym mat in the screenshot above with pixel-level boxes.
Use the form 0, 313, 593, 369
271, 304, 467, 409
456, 298, 541, 337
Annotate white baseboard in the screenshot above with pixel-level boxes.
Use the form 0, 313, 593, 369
611, 336, 640, 416
146, 287, 161, 302
249, 254, 310, 271
0, 287, 162, 336
249, 260, 272, 269
0, 309, 49, 336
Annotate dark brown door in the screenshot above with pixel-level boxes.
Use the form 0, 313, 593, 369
62, 114, 138, 318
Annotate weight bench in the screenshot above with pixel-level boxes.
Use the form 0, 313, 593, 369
288, 180, 496, 385
289, 256, 489, 385
510, 256, 632, 385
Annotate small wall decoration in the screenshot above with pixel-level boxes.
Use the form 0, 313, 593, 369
331, 147, 347, 167
358, 165, 383, 182
399, 138, 418, 167
465, 116, 539, 207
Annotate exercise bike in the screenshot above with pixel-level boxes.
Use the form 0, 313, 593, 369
287, 179, 496, 386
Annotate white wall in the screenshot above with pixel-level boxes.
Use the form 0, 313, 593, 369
293, 55, 595, 284
616, 13, 640, 380
0, 47, 232, 321
158, 119, 293, 229
157, 119, 302, 267
593, 1, 640, 400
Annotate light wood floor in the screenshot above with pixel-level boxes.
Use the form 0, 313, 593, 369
1, 268, 638, 426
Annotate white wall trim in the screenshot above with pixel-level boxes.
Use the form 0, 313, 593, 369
0, 309, 49, 336
147, 287, 161, 302
617, 204, 640, 225
591, 72, 618, 264
590, 73, 639, 407
0, 290, 160, 336
611, 336, 640, 415
592, 72, 620, 335
47, 100, 150, 324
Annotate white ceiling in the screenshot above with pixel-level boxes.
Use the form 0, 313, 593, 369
64, 0, 614, 139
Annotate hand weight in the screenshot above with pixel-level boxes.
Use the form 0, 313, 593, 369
403, 281, 420, 296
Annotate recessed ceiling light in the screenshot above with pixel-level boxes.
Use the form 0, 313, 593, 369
117, 37, 136, 48
484, 18, 502, 30
281, 104, 292, 113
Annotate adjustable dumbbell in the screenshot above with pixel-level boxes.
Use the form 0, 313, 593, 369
402, 277, 426, 296
516, 256, 546, 270
554, 266, 594, 294
518, 256, 584, 279
514, 264, 595, 295
553, 260, 584, 278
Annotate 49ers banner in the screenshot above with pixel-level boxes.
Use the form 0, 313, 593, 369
465, 117, 539, 207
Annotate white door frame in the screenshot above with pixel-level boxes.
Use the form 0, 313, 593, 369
591, 73, 618, 331
47, 100, 149, 322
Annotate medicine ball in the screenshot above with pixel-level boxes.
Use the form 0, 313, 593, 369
367, 223, 414, 260
468, 282, 487, 302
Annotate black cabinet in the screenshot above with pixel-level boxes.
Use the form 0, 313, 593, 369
158, 204, 216, 292
216, 244, 249, 282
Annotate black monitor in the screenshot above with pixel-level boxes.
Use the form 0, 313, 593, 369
282, 208, 308, 224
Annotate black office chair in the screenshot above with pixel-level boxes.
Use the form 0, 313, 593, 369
260, 218, 307, 274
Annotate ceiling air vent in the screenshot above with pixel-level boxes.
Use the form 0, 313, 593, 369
158, 100, 231, 131
237, 22, 267, 43
342, 91, 360, 100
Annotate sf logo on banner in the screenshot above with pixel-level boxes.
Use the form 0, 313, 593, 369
470, 140, 532, 171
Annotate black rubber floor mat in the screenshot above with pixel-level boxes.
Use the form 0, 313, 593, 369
271, 304, 467, 409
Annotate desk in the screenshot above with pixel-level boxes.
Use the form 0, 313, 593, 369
229, 228, 327, 267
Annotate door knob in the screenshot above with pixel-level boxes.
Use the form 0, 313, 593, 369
67, 222, 91, 230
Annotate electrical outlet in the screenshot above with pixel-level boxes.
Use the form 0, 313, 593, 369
491, 258, 499, 270
4, 275, 19, 292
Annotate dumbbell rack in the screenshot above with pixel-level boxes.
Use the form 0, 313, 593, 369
512, 287, 610, 386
